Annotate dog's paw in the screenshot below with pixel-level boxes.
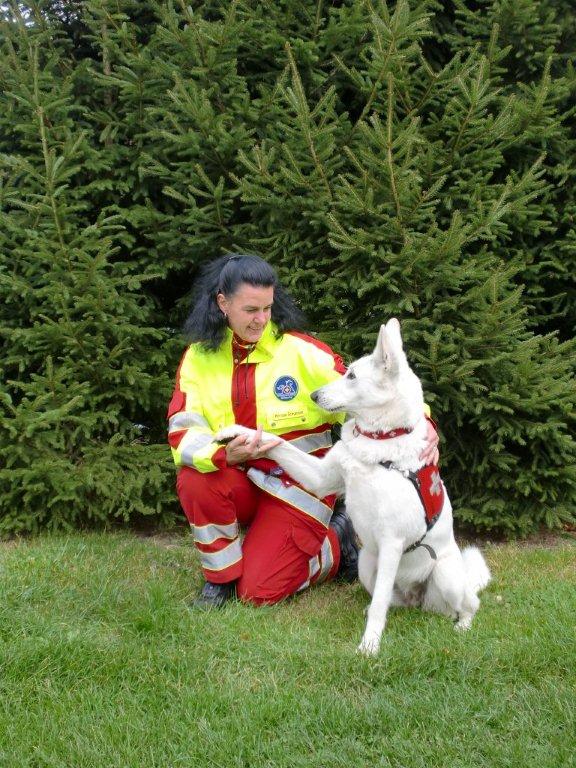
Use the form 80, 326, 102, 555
455, 615, 472, 631
357, 634, 381, 657
214, 425, 254, 444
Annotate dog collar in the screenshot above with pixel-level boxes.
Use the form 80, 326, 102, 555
353, 424, 413, 440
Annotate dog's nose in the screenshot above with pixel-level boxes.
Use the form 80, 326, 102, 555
310, 390, 319, 403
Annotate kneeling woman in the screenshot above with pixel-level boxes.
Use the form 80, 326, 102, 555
168, 254, 437, 609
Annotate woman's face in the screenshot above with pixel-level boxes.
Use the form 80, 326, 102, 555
217, 282, 274, 343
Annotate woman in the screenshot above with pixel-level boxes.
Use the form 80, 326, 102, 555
168, 254, 438, 609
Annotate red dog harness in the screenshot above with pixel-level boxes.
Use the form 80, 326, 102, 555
353, 421, 445, 558
409, 464, 445, 530
380, 461, 444, 527
380, 460, 445, 558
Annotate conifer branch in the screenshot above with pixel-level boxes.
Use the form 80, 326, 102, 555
314, 0, 324, 38
285, 42, 332, 199
386, 73, 403, 234
177, 0, 207, 68
486, 23, 500, 76
100, 19, 113, 146
349, 0, 394, 134
411, 48, 477, 115
449, 57, 493, 161
259, 63, 290, 116
33, 45, 66, 255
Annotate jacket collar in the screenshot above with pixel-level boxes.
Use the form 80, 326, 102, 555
223, 322, 279, 362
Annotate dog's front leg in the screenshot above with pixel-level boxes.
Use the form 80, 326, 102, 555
358, 539, 404, 657
215, 426, 345, 498
268, 441, 345, 498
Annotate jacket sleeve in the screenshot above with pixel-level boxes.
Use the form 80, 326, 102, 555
306, 339, 347, 425
167, 350, 226, 473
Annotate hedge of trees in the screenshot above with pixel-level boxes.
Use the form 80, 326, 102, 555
1, 0, 574, 536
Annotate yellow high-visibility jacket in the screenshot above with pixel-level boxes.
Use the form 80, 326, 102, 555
168, 323, 346, 473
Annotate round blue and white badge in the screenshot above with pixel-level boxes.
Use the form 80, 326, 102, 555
274, 376, 299, 401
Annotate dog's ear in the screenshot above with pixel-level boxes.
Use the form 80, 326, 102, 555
373, 324, 392, 367
374, 318, 403, 371
385, 317, 403, 350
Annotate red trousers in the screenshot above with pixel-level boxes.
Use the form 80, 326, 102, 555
176, 465, 341, 604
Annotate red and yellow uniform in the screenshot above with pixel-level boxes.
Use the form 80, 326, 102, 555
168, 322, 346, 603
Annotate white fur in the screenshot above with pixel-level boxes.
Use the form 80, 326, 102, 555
216, 318, 491, 656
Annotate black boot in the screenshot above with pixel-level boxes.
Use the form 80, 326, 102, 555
192, 580, 236, 610
329, 502, 359, 582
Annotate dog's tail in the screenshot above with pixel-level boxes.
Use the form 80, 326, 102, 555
462, 546, 491, 594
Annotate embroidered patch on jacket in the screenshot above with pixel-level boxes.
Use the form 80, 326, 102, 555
273, 376, 299, 401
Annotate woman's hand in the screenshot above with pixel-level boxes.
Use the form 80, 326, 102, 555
420, 418, 440, 466
225, 426, 282, 466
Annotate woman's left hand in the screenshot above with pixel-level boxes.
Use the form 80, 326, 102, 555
420, 418, 440, 465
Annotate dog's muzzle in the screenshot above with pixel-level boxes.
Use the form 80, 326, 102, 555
310, 389, 341, 411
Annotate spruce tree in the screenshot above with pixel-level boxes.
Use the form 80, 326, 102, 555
1, 0, 574, 536
228, 1, 576, 534
0, 4, 175, 533
440, 0, 576, 340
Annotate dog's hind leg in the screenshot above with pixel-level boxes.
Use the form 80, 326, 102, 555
357, 540, 403, 657
425, 553, 479, 630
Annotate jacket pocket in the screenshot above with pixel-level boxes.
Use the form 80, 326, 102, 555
291, 522, 324, 557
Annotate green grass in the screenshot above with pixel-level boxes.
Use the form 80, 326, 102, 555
0, 532, 574, 768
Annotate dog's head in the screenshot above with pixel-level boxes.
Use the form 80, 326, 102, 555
311, 318, 424, 427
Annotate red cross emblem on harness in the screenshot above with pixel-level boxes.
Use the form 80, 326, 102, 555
416, 464, 445, 527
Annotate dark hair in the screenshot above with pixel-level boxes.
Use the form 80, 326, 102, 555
184, 254, 307, 350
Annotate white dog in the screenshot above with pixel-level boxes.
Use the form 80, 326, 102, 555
216, 319, 491, 656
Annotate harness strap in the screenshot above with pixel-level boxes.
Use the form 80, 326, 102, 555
380, 460, 441, 559
406, 469, 441, 531
404, 538, 437, 560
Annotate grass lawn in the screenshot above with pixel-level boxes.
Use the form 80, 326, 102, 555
0, 530, 574, 768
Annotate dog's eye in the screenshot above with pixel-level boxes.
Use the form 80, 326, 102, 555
347, 370, 356, 380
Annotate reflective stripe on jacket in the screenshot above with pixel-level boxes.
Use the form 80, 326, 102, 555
168, 323, 345, 472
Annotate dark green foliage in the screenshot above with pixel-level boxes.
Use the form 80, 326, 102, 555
1, 0, 574, 535
439, 0, 576, 339
0, 9, 178, 532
